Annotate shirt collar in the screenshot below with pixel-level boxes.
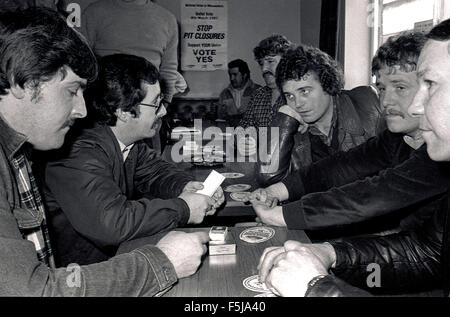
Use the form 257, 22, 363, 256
0, 114, 29, 160
309, 102, 337, 146
403, 133, 425, 150
117, 138, 134, 161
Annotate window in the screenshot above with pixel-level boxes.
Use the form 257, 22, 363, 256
372, 0, 450, 51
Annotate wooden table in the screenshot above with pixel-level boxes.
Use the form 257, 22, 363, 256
162, 226, 310, 297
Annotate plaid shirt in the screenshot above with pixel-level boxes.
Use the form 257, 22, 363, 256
239, 86, 285, 128
11, 151, 55, 268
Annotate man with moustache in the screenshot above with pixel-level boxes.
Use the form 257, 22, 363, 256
256, 19, 450, 297
43, 54, 224, 267
257, 45, 384, 185
239, 35, 293, 129
251, 32, 448, 238
0, 8, 209, 296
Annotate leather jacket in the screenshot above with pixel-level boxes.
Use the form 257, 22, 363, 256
306, 183, 450, 296
258, 86, 385, 186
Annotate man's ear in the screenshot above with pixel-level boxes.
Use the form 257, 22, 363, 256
115, 108, 129, 123
9, 84, 26, 100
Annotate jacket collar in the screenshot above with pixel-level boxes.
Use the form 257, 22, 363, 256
335, 93, 366, 136
0, 114, 29, 160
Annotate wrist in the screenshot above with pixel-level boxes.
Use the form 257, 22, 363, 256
322, 242, 337, 269
307, 274, 329, 292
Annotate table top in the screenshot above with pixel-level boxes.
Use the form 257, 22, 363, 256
163, 226, 310, 297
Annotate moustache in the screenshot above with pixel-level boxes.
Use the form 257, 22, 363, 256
263, 71, 275, 77
383, 108, 405, 119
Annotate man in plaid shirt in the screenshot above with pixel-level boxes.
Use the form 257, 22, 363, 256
239, 34, 294, 129
0, 7, 208, 296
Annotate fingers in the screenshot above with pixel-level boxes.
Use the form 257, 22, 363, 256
258, 246, 286, 283
190, 231, 210, 244
185, 181, 204, 192
284, 240, 304, 252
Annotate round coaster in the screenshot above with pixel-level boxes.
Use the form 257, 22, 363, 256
239, 227, 275, 244
230, 192, 251, 202
242, 275, 271, 293
221, 172, 245, 179
224, 184, 251, 193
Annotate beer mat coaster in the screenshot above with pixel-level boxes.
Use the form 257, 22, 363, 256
239, 227, 275, 244
254, 292, 278, 297
224, 184, 251, 193
242, 275, 272, 293
221, 172, 245, 179
230, 192, 251, 202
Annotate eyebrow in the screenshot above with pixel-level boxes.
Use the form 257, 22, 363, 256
66, 81, 87, 90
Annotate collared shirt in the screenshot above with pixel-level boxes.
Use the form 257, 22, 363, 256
239, 86, 285, 128
309, 102, 338, 147
11, 151, 55, 268
118, 139, 135, 162
404, 134, 425, 150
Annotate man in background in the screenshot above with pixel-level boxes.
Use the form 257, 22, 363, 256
217, 59, 261, 126
239, 34, 293, 129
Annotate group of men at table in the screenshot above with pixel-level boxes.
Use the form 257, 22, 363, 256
1, 6, 450, 297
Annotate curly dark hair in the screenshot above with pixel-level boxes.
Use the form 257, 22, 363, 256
0, 7, 97, 97
372, 32, 427, 75
87, 54, 160, 126
253, 34, 293, 61
276, 45, 344, 96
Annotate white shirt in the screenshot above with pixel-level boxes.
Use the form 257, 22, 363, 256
117, 139, 135, 162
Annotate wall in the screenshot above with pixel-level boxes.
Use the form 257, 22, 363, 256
344, 0, 371, 89
300, 0, 322, 47
155, 0, 302, 99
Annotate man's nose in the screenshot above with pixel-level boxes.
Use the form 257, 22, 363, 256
158, 104, 167, 118
73, 97, 87, 119
408, 90, 425, 117
381, 90, 396, 109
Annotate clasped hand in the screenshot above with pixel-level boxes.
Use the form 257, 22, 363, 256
257, 241, 336, 297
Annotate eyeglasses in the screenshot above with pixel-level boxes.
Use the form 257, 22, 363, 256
139, 94, 165, 115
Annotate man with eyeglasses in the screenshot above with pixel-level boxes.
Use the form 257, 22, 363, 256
42, 54, 224, 267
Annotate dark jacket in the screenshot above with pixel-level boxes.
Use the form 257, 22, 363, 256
43, 124, 194, 267
0, 116, 177, 296
258, 86, 385, 186
217, 79, 261, 122
306, 176, 450, 296
280, 130, 449, 233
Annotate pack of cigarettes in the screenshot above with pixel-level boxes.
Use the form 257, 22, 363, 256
209, 240, 236, 256
208, 226, 236, 255
209, 226, 228, 241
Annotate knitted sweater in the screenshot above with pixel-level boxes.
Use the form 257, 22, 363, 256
80, 0, 179, 101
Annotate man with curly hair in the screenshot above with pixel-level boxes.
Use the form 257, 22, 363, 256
250, 32, 449, 239
238, 34, 293, 128
257, 45, 385, 186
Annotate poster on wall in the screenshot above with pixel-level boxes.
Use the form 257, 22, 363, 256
180, 0, 227, 71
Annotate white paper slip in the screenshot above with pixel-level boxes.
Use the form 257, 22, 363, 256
196, 170, 225, 197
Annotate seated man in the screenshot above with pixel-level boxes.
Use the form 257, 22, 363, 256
239, 34, 293, 129
0, 7, 208, 296
217, 59, 261, 125
251, 32, 448, 237
43, 54, 223, 267
257, 19, 450, 297
258, 44, 385, 186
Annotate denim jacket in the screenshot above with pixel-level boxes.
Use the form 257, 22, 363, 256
0, 116, 177, 296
